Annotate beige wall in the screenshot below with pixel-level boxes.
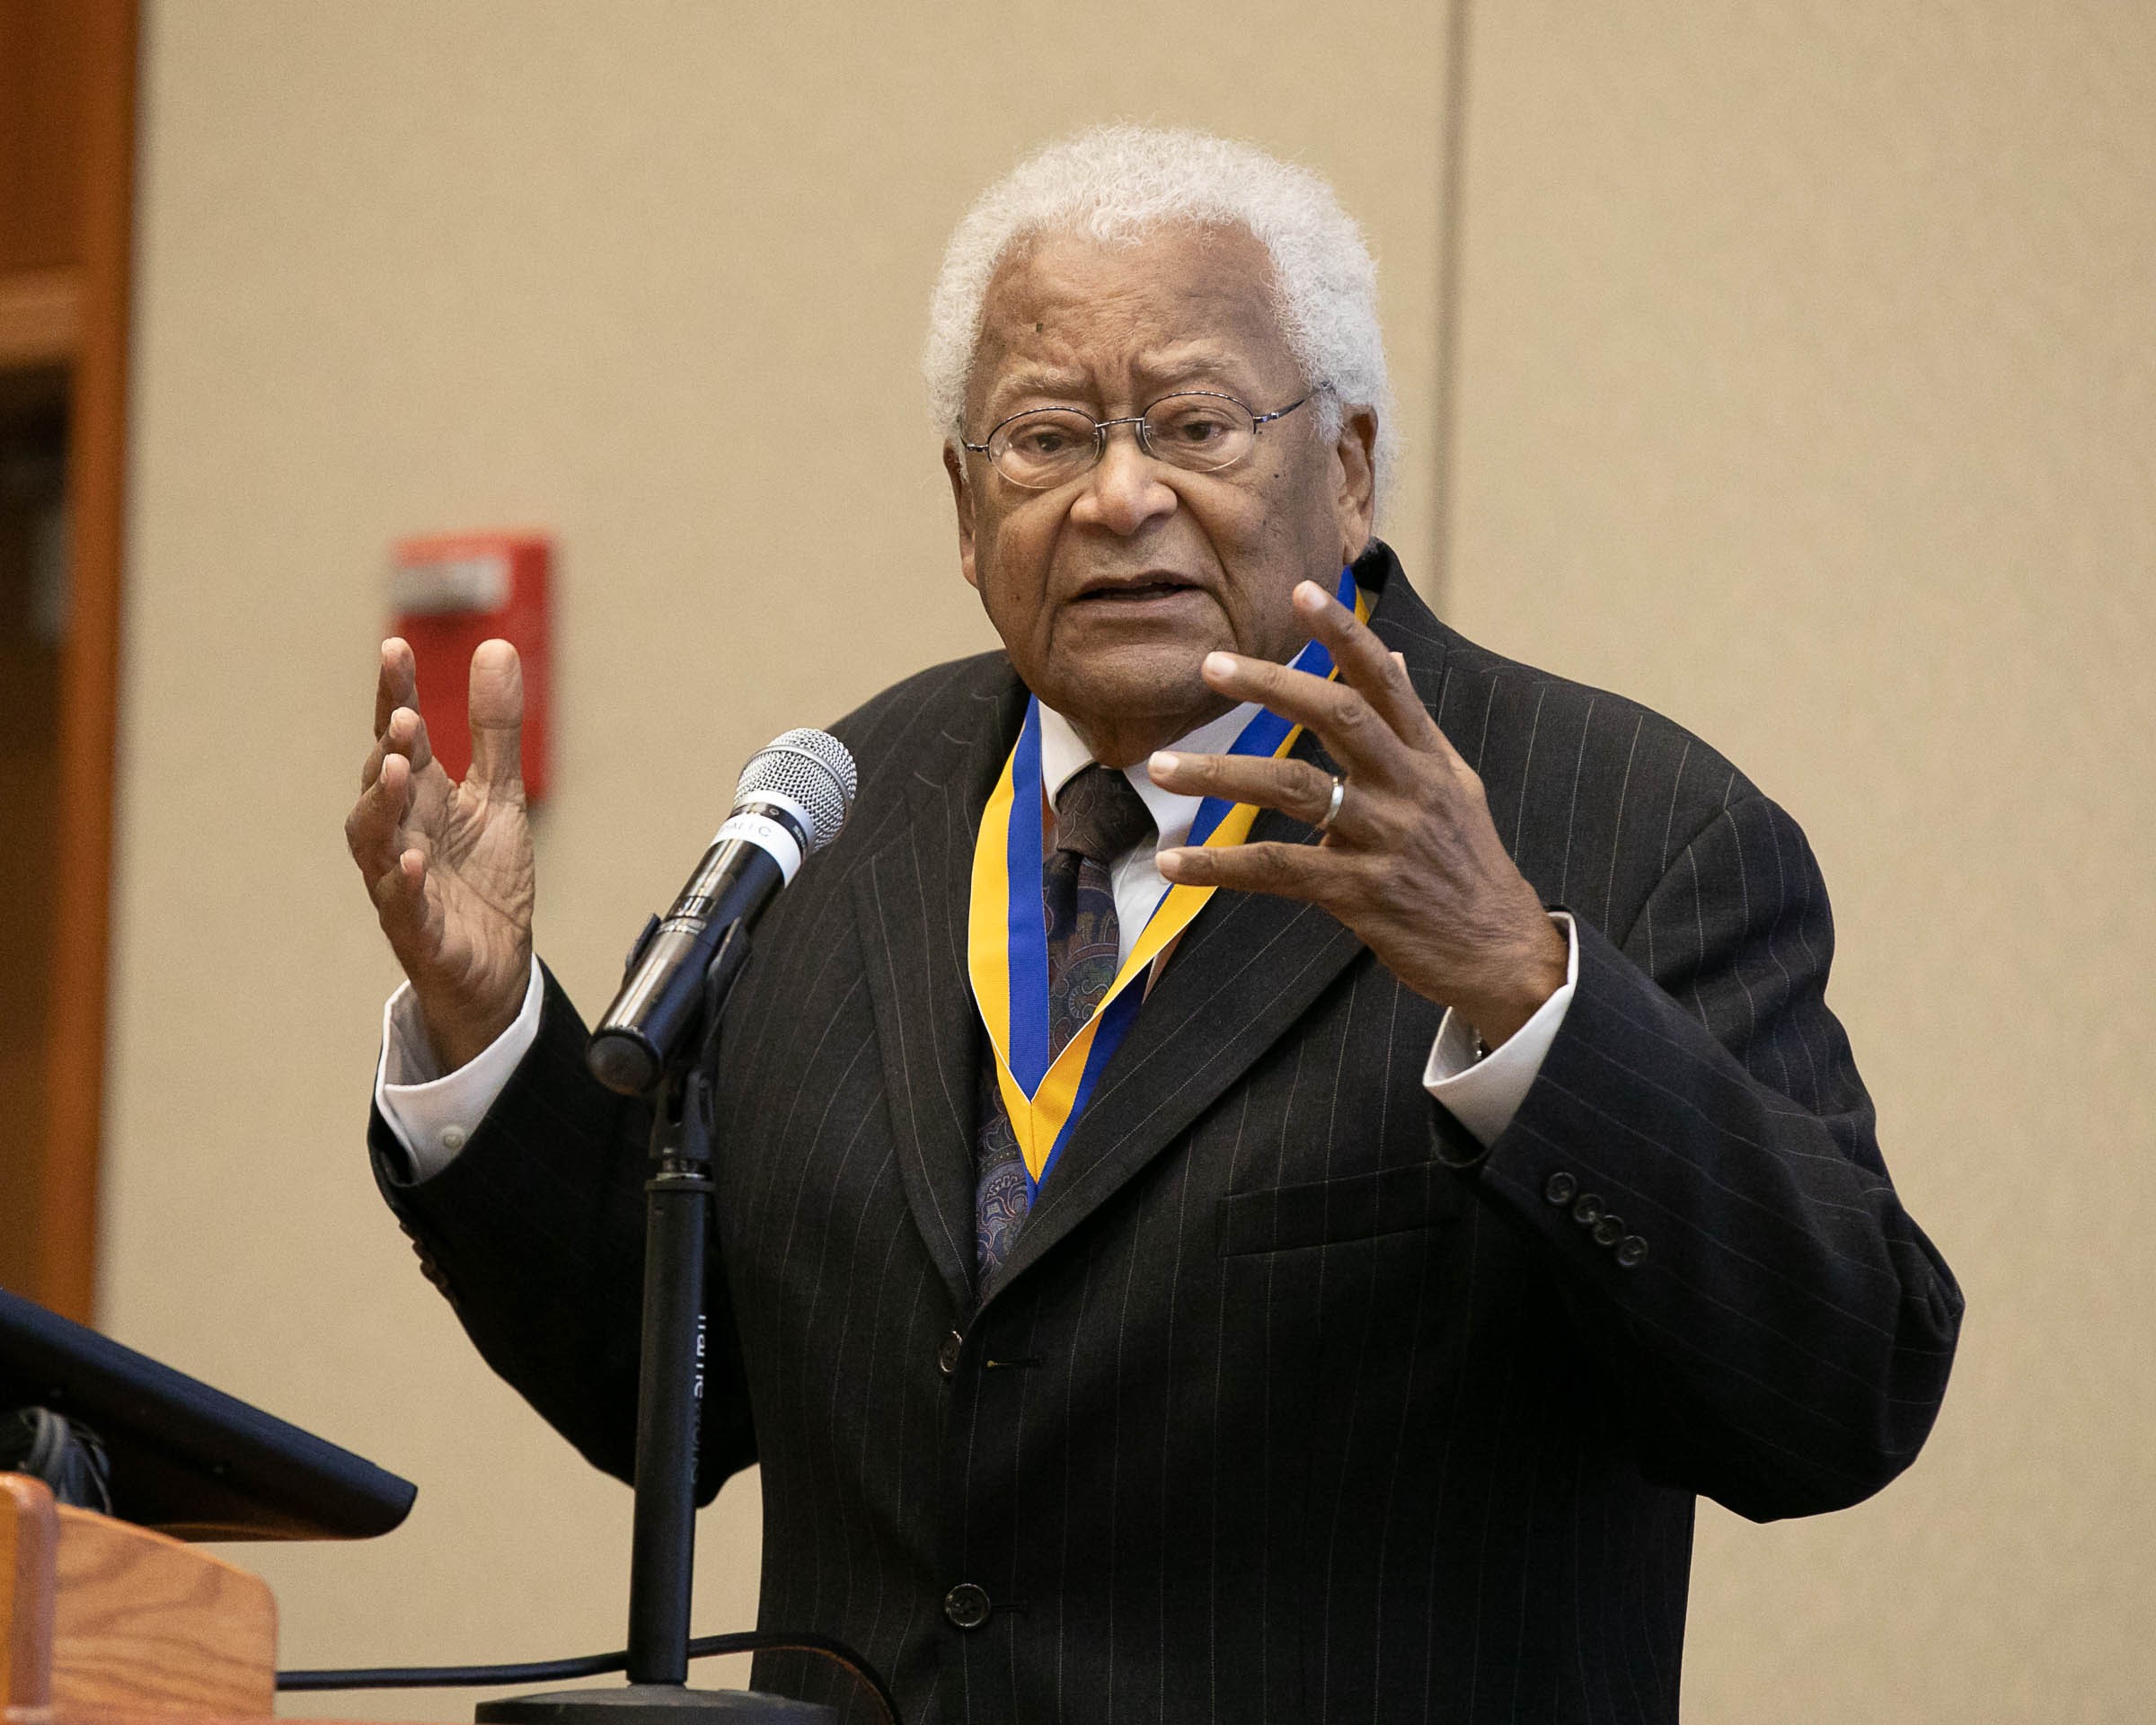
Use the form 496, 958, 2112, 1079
99, 2, 2149, 1720
1446, 8, 2155, 1717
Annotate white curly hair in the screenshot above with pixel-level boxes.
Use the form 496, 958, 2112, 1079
924, 124, 1397, 509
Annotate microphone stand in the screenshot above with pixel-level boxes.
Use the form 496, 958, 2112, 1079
479, 923, 834, 1725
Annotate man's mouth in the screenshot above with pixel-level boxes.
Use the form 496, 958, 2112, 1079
1074, 576, 1202, 603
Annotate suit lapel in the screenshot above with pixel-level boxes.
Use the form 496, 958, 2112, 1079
850, 666, 1027, 1314
985, 547, 1456, 1300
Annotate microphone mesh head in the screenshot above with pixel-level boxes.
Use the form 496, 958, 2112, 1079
736, 728, 858, 853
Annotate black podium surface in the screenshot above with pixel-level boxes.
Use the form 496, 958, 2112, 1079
0, 1285, 416, 1541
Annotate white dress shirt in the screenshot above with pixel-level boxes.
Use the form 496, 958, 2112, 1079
376, 700, 1578, 1180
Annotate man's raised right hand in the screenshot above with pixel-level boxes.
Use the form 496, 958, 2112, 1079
346, 637, 536, 1073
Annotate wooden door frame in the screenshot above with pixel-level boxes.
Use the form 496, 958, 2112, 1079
37, 0, 137, 1323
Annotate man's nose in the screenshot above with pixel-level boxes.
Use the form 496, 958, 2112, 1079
1070, 425, 1178, 535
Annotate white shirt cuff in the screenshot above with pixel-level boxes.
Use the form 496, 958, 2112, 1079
374, 957, 545, 1181
1422, 912, 1578, 1146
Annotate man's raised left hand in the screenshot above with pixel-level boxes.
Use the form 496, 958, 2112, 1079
1151, 579, 1567, 1049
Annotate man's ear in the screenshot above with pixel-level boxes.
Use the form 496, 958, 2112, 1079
945, 442, 981, 592
1331, 406, 1378, 564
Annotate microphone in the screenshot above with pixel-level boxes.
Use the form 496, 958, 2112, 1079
588, 729, 857, 1095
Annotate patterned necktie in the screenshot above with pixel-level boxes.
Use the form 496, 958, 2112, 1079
975, 763, 1155, 1283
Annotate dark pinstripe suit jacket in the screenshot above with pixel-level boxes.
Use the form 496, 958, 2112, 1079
371, 542, 1961, 1724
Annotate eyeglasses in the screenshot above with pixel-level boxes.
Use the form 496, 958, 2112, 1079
961, 390, 1316, 490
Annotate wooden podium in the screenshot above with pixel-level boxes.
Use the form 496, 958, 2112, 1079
1, 1470, 303, 1725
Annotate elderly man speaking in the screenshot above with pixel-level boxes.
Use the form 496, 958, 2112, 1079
349, 128, 1961, 1723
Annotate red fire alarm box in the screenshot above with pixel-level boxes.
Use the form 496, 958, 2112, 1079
389, 531, 552, 802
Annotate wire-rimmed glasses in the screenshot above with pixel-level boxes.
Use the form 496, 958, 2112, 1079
961, 390, 1316, 490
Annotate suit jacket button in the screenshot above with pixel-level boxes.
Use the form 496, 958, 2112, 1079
1615, 1234, 1649, 1269
1592, 1215, 1623, 1247
1571, 1192, 1604, 1227
1543, 1172, 1577, 1207
944, 1582, 992, 1630
937, 1331, 964, 1376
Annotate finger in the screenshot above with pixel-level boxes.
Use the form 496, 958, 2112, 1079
466, 639, 525, 794
373, 638, 418, 738
370, 845, 439, 957
1199, 650, 1410, 783
1155, 838, 1338, 903
346, 748, 415, 881
359, 702, 429, 792
1292, 579, 1450, 756
395, 701, 435, 776
1147, 749, 1342, 829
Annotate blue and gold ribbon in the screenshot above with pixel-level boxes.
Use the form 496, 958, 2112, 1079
968, 563, 1368, 1195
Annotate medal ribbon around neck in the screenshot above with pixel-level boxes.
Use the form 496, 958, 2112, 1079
968, 563, 1369, 1196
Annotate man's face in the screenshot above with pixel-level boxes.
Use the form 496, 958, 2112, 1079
945, 223, 1376, 763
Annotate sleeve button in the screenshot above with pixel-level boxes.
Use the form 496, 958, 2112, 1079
1592, 1215, 1623, 1247
1542, 1172, 1577, 1207
1615, 1234, 1649, 1269
1570, 1192, 1604, 1227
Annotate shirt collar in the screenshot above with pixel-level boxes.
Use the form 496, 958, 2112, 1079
1035, 699, 1259, 854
